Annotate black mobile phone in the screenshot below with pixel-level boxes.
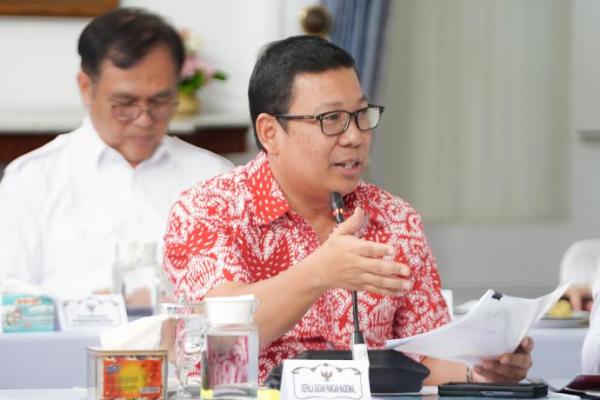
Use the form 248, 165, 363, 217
438, 382, 548, 398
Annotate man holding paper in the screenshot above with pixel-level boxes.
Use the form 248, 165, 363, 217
163, 35, 533, 384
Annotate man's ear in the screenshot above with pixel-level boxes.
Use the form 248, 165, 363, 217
77, 70, 93, 107
255, 113, 281, 154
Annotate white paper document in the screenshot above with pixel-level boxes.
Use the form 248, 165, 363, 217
384, 283, 570, 365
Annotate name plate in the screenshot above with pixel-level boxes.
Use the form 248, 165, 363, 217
280, 360, 371, 400
57, 294, 127, 331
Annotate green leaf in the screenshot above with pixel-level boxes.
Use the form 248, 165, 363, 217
213, 71, 227, 81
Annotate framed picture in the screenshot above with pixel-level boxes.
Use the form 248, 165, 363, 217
0, 0, 118, 17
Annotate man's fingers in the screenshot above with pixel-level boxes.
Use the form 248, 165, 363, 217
332, 207, 364, 236
499, 353, 532, 371
569, 293, 582, 311
355, 240, 395, 259
361, 257, 410, 278
475, 362, 527, 383
475, 347, 531, 383
515, 336, 534, 354
474, 365, 521, 383
361, 272, 410, 292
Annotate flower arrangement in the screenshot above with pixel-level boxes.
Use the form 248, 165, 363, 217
179, 29, 227, 95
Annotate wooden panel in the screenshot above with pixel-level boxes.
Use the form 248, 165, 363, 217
0, 127, 247, 164
0, 0, 118, 17
178, 127, 247, 155
0, 134, 59, 163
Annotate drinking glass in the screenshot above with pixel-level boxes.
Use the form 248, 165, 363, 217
159, 303, 206, 399
202, 296, 259, 400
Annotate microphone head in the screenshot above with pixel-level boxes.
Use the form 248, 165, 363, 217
330, 192, 344, 211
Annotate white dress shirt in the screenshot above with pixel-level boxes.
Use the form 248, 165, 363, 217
582, 276, 600, 373
559, 239, 600, 286
0, 117, 233, 298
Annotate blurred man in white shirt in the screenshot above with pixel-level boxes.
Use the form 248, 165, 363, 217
559, 240, 598, 311
582, 273, 600, 373
0, 8, 232, 299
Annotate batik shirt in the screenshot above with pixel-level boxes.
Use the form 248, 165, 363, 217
164, 152, 450, 382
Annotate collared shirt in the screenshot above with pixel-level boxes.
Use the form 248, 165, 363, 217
164, 152, 450, 382
0, 116, 233, 297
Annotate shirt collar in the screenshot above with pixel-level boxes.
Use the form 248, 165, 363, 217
247, 152, 291, 225
78, 116, 107, 165
247, 152, 371, 226
77, 115, 171, 168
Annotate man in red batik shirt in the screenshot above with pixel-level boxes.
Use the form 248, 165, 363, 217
163, 35, 533, 384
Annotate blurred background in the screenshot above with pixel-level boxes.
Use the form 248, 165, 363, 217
1, 0, 598, 303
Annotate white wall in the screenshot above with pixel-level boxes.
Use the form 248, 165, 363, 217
374, 0, 600, 301
0, 0, 314, 115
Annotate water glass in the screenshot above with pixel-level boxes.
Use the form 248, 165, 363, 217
175, 315, 206, 398
159, 303, 206, 399
202, 295, 259, 400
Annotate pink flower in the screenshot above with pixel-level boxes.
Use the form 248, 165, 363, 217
181, 56, 198, 79
193, 58, 216, 79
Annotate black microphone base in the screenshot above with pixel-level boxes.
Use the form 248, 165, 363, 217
264, 349, 430, 394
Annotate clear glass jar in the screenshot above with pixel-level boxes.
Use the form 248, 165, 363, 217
201, 295, 259, 400
112, 240, 161, 314
159, 303, 206, 399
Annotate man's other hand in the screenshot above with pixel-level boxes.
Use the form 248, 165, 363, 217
473, 336, 534, 383
565, 284, 593, 311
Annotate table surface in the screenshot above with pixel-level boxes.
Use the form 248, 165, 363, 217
529, 327, 587, 383
0, 327, 587, 391
0, 388, 581, 400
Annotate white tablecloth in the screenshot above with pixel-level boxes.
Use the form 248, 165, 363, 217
0, 388, 86, 400
529, 327, 587, 384
0, 331, 100, 389
0, 327, 588, 389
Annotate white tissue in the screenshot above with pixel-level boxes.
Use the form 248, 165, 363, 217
101, 314, 169, 349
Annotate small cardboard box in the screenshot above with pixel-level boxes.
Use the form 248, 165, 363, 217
87, 347, 168, 400
1, 293, 54, 332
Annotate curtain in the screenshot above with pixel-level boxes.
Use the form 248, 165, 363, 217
372, 0, 569, 222
322, 0, 391, 99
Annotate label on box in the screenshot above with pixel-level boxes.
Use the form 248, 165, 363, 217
57, 294, 127, 331
102, 355, 164, 399
280, 360, 371, 400
1, 293, 55, 332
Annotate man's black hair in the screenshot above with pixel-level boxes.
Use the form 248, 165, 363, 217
248, 35, 357, 151
78, 7, 184, 79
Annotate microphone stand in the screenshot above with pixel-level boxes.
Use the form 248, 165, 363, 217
330, 192, 369, 365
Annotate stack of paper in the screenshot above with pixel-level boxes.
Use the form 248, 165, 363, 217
385, 283, 570, 365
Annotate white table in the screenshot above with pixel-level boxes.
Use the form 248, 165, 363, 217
0, 388, 86, 400
0, 388, 580, 400
529, 327, 587, 384
0, 331, 100, 389
0, 327, 587, 390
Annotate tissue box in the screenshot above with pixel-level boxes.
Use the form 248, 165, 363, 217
1, 293, 55, 332
87, 347, 168, 400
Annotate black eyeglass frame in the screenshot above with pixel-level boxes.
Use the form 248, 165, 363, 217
272, 104, 385, 136
111, 100, 179, 122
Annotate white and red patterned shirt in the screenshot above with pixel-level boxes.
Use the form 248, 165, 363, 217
164, 152, 450, 382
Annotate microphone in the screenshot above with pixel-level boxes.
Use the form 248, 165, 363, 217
330, 192, 369, 364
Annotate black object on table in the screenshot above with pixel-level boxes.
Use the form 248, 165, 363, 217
264, 349, 430, 394
438, 382, 548, 398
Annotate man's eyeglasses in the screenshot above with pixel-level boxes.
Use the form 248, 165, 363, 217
273, 104, 385, 136
111, 101, 179, 122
